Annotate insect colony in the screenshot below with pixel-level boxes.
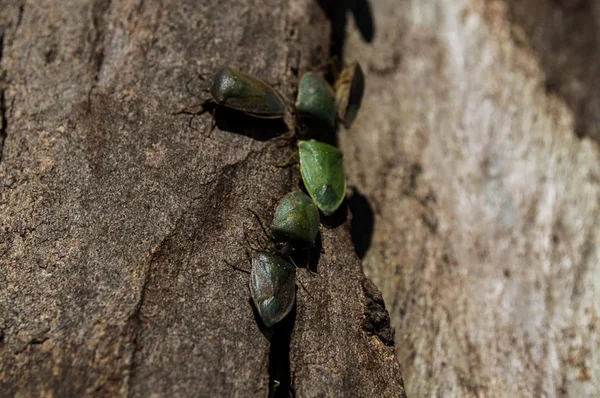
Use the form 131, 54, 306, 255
184, 63, 364, 327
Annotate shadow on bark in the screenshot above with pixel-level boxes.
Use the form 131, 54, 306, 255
504, 0, 600, 141
317, 0, 375, 62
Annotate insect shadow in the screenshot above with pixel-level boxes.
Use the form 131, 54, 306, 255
267, 303, 296, 398
321, 200, 348, 228
347, 187, 374, 259
184, 104, 289, 141
213, 106, 289, 141
288, 232, 322, 274
317, 0, 375, 61
246, 293, 295, 397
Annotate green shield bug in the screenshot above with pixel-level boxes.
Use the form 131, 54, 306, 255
251, 252, 297, 328
295, 72, 337, 133
298, 140, 346, 215
271, 190, 320, 254
333, 62, 365, 128
186, 67, 287, 119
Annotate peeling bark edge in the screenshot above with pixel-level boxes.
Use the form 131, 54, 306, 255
362, 277, 395, 346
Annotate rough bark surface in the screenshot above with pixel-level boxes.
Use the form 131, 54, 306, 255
341, 0, 600, 397
0, 0, 406, 397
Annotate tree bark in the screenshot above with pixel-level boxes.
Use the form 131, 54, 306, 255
0, 0, 406, 397
341, 0, 600, 396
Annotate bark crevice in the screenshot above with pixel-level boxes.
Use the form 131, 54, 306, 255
0, 33, 6, 167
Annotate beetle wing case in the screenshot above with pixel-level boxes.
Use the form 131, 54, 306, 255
210, 67, 286, 118
298, 140, 347, 215
250, 252, 296, 327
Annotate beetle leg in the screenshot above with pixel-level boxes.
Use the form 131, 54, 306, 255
185, 72, 211, 97
304, 249, 320, 277
243, 228, 264, 252
173, 104, 208, 132
275, 151, 299, 168
173, 103, 207, 116
206, 107, 218, 137
185, 77, 197, 96
312, 56, 340, 79
243, 247, 252, 263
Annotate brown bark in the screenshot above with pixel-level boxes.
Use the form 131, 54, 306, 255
0, 0, 405, 397
341, 0, 600, 396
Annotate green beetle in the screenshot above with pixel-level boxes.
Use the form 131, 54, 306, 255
295, 72, 337, 133
298, 140, 346, 215
250, 252, 296, 328
334, 62, 365, 128
187, 66, 287, 119
271, 190, 320, 255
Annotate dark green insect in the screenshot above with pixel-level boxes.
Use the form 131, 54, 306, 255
295, 71, 337, 133
298, 140, 346, 215
250, 252, 296, 328
334, 62, 365, 128
271, 190, 320, 255
190, 67, 287, 118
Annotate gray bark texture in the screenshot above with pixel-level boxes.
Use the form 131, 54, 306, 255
340, 0, 600, 397
0, 0, 406, 397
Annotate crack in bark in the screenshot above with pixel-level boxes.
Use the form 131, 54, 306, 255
125, 222, 182, 397
268, 306, 296, 398
15, 2, 25, 33
125, 248, 158, 397
87, 0, 112, 110
362, 278, 395, 346
0, 33, 7, 167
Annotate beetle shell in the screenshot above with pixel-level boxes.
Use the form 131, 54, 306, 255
208, 67, 286, 118
298, 140, 346, 215
295, 72, 337, 132
271, 190, 320, 248
333, 62, 365, 128
250, 252, 297, 327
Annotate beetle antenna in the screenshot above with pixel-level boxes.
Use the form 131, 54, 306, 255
297, 277, 314, 300
247, 208, 272, 243
288, 255, 298, 268
225, 258, 251, 274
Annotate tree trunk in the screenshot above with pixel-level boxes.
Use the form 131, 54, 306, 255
340, 0, 600, 396
0, 0, 406, 397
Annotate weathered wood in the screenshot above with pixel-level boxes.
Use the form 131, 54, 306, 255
0, 0, 405, 396
341, 0, 600, 396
